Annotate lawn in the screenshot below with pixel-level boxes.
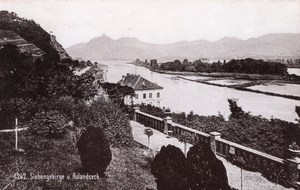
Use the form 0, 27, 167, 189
0, 131, 156, 190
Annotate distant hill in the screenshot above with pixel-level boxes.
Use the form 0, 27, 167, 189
67, 33, 300, 61
0, 11, 70, 61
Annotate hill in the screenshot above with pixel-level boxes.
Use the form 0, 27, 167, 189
0, 11, 70, 61
67, 33, 300, 61
0, 29, 45, 58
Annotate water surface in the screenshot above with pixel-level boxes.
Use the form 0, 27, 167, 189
101, 61, 300, 122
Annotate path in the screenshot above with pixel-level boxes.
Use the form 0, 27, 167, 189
131, 121, 291, 190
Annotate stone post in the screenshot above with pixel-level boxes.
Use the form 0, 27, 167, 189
133, 106, 140, 122
163, 116, 172, 135
210, 132, 221, 154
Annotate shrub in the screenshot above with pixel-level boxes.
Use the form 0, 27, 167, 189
89, 98, 133, 147
27, 110, 67, 138
151, 145, 187, 190
77, 126, 112, 175
228, 98, 246, 120
186, 142, 231, 190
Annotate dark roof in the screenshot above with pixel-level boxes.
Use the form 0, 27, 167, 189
119, 74, 163, 90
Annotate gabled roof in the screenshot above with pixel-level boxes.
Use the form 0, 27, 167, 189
119, 74, 163, 90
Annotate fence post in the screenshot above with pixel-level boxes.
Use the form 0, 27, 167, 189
163, 116, 172, 135
133, 106, 140, 122
209, 132, 221, 154
286, 149, 300, 188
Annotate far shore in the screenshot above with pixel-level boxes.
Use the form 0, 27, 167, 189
126, 62, 300, 101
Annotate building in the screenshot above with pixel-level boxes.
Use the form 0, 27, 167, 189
119, 73, 163, 107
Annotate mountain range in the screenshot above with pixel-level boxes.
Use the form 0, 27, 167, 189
67, 33, 300, 61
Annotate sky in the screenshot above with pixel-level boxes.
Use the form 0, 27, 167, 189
1, 0, 300, 48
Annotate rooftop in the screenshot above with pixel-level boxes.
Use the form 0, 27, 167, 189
119, 73, 163, 90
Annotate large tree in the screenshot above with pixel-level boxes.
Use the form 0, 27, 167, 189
77, 126, 112, 175
151, 145, 187, 190
186, 142, 231, 190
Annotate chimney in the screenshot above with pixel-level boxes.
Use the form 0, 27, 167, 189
122, 75, 125, 82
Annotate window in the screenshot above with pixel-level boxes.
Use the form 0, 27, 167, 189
149, 93, 152, 98
143, 93, 146, 99
135, 94, 138, 99
157, 92, 160, 98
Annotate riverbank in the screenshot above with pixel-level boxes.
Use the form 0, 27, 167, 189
129, 62, 300, 100
178, 76, 300, 101
153, 69, 300, 84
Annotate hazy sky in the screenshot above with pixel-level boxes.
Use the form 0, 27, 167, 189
1, 0, 300, 48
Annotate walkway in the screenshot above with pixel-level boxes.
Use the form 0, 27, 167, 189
131, 121, 291, 190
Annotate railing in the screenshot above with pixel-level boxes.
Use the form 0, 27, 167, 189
135, 110, 164, 132
134, 109, 300, 188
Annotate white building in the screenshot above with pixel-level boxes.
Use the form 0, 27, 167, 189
119, 74, 163, 107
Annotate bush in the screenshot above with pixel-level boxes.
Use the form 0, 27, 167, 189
228, 98, 247, 120
186, 142, 231, 190
89, 98, 133, 147
27, 110, 67, 138
151, 145, 187, 190
77, 126, 112, 175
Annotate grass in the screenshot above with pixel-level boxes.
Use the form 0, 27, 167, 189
0, 132, 156, 190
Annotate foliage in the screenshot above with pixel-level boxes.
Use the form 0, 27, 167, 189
0, 97, 37, 129
140, 103, 300, 158
139, 104, 166, 118
0, 131, 156, 189
99, 82, 134, 108
74, 98, 133, 147
175, 131, 196, 155
186, 142, 231, 190
0, 44, 34, 99
151, 145, 187, 190
289, 142, 300, 150
158, 58, 288, 75
77, 126, 112, 175
228, 98, 247, 119
27, 110, 68, 138
295, 106, 300, 122
0, 11, 61, 62
0, 45, 97, 101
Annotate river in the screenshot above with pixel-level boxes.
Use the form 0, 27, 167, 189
288, 68, 300, 76
101, 61, 300, 123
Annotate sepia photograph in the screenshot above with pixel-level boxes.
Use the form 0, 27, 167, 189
0, 0, 300, 189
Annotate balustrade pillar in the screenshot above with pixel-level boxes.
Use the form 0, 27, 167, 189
209, 132, 221, 154
163, 116, 172, 134
133, 106, 140, 122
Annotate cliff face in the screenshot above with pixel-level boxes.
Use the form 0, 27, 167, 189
0, 11, 70, 61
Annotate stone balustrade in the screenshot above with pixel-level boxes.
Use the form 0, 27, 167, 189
134, 107, 300, 189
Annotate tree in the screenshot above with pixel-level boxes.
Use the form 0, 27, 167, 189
295, 106, 300, 123
144, 128, 154, 150
176, 132, 194, 156
228, 98, 246, 119
186, 142, 231, 190
77, 126, 112, 175
151, 145, 187, 190
99, 82, 134, 108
